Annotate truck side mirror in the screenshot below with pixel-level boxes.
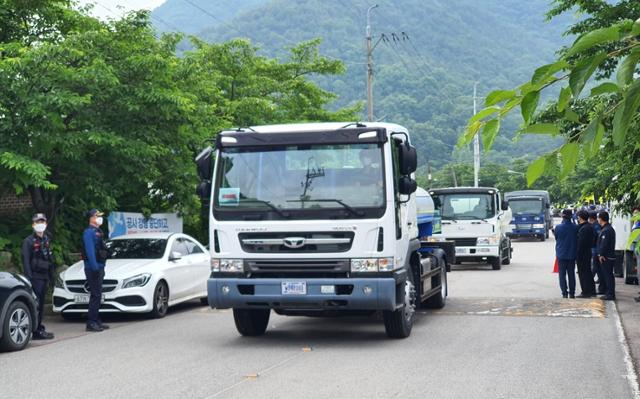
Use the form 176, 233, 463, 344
501, 200, 509, 211
196, 181, 212, 200
399, 142, 417, 175
195, 146, 214, 181
398, 176, 417, 195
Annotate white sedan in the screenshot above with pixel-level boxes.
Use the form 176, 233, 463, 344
53, 233, 211, 319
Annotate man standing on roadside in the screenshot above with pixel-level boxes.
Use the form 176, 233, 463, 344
597, 211, 617, 301
21, 213, 55, 340
576, 210, 596, 298
553, 209, 579, 298
82, 209, 110, 332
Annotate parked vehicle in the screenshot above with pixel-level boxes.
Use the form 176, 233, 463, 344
504, 190, 552, 241
196, 122, 451, 338
429, 187, 513, 270
53, 233, 210, 319
0, 272, 38, 352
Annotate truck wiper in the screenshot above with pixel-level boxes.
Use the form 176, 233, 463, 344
239, 199, 291, 218
286, 199, 365, 217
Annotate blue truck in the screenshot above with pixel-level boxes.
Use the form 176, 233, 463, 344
504, 190, 552, 241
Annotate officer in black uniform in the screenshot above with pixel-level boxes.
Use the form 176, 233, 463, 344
21, 213, 55, 339
82, 209, 110, 332
596, 211, 617, 300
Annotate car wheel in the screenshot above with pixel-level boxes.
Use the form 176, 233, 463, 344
0, 301, 32, 352
149, 281, 169, 319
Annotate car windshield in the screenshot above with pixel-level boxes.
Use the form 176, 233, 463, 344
509, 199, 544, 215
214, 143, 385, 211
432, 193, 496, 220
107, 239, 167, 259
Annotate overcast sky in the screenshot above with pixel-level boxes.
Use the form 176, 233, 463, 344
76, 0, 167, 19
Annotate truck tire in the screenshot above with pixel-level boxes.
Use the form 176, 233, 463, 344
539, 234, 546, 242
233, 308, 270, 336
624, 251, 638, 285
502, 247, 511, 265
490, 255, 501, 270
383, 274, 416, 339
424, 257, 447, 309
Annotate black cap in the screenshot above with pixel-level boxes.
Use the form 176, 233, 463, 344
31, 213, 47, 222
86, 208, 104, 218
562, 209, 573, 219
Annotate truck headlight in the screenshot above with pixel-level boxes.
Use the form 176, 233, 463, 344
122, 273, 152, 288
533, 217, 541, 221
509, 224, 516, 229
351, 257, 395, 272
533, 223, 545, 229
211, 259, 243, 273
477, 234, 500, 245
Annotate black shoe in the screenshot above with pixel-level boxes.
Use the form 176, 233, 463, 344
569, 294, 576, 299
99, 324, 110, 330
32, 331, 54, 340
577, 294, 592, 298
562, 294, 568, 298
600, 295, 616, 301
86, 323, 103, 332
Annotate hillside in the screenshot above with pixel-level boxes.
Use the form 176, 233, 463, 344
152, 0, 572, 168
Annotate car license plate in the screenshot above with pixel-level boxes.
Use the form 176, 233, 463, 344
74, 294, 105, 304
281, 282, 306, 295
455, 247, 467, 255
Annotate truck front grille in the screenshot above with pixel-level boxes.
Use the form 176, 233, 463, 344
245, 259, 349, 278
452, 238, 477, 247
239, 232, 354, 253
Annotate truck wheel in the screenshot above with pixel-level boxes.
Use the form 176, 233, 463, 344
233, 309, 270, 336
490, 255, 501, 270
425, 258, 447, 309
624, 251, 638, 285
383, 276, 416, 339
502, 248, 511, 265
539, 234, 546, 242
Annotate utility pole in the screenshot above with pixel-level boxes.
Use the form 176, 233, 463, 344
366, 4, 378, 122
473, 81, 480, 187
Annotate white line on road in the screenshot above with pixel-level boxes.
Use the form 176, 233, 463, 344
613, 301, 640, 399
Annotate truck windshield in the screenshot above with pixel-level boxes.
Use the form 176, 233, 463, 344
214, 143, 385, 215
509, 199, 543, 215
432, 193, 496, 220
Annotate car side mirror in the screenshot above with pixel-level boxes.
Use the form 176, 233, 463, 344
398, 176, 417, 195
169, 251, 182, 261
398, 142, 417, 175
501, 201, 509, 211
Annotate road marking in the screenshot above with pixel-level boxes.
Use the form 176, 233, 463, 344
612, 301, 640, 399
428, 297, 606, 318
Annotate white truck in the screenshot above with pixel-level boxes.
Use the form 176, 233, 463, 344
428, 187, 513, 270
195, 122, 451, 338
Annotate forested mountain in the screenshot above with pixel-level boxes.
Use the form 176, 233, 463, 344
152, 0, 573, 168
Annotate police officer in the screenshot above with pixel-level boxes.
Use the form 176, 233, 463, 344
82, 209, 110, 332
553, 209, 579, 298
597, 211, 616, 300
21, 213, 55, 339
576, 210, 596, 297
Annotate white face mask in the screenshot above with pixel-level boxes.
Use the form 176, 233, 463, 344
95, 217, 104, 226
33, 223, 47, 233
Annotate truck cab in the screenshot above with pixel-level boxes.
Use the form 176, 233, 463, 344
196, 122, 448, 338
428, 187, 512, 270
504, 190, 552, 241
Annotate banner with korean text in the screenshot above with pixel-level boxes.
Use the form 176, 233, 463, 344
107, 212, 183, 238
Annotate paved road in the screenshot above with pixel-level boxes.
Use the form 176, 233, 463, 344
1, 236, 637, 399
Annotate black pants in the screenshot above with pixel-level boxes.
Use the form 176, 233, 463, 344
593, 255, 607, 293
600, 258, 616, 298
577, 257, 596, 295
558, 259, 576, 296
84, 268, 104, 325
30, 277, 48, 331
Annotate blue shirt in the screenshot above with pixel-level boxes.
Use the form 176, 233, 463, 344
554, 219, 578, 260
83, 225, 106, 271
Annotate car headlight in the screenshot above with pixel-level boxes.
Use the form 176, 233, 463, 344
533, 223, 545, 229
477, 234, 500, 245
211, 259, 243, 273
350, 257, 395, 272
122, 273, 152, 289
54, 275, 64, 288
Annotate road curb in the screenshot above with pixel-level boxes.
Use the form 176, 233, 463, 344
613, 301, 640, 399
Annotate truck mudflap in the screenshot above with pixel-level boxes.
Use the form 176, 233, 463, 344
208, 278, 397, 311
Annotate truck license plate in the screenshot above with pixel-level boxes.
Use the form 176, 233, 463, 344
281, 282, 306, 295
74, 294, 105, 304
455, 248, 467, 255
